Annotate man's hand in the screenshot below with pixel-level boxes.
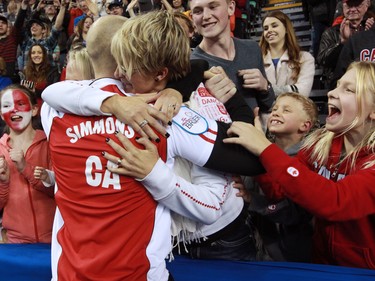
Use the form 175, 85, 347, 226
204, 66, 237, 103
100, 95, 170, 141
340, 18, 352, 43
365, 17, 374, 30
238, 69, 268, 92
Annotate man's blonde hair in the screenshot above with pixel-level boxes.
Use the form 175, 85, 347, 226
111, 10, 191, 81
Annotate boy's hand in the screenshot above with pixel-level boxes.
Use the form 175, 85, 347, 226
204, 66, 236, 104
232, 175, 251, 203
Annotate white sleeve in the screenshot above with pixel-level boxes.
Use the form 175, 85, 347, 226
140, 158, 231, 225
41, 80, 114, 116
41, 102, 65, 139
166, 106, 217, 167
41, 169, 56, 187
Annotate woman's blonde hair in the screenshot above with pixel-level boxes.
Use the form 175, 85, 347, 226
111, 10, 191, 82
302, 61, 375, 170
259, 10, 301, 81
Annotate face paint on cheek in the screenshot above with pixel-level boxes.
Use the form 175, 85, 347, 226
1, 89, 33, 131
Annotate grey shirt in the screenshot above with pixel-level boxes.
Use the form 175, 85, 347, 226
191, 38, 275, 112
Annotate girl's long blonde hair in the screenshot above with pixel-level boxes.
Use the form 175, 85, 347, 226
302, 61, 375, 171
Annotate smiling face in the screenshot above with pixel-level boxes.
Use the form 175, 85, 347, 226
83, 17, 94, 33
30, 45, 44, 65
263, 16, 286, 47
30, 22, 44, 38
1, 89, 34, 132
326, 67, 375, 135
190, 0, 235, 40
0, 20, 8, 37
268, 96, 310, 136
173, 0, 183, 8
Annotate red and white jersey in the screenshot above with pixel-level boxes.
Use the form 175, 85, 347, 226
41, 78, 218, 281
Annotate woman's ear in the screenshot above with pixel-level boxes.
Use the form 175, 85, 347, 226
154, 67, 169, 82
31, 105, 39, 117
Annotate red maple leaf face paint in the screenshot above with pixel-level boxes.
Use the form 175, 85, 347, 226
1, 89, 33, 132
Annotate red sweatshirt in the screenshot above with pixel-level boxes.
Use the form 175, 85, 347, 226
256, 136, 375, 269
0, 130, 55, 243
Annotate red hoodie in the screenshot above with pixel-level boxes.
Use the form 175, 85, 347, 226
256, 135, 375, 269
0, 130, 55, 243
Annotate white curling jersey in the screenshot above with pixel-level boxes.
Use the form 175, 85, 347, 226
41, 79, 218, 281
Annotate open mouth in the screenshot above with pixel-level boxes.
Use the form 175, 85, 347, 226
327, 104, 341, 119
11, 115, 23, 122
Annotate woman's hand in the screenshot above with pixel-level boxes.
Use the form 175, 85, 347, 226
103, 133, 160, 179
0, 156, 10, 183
100, 95, 170, 142
34, 166, 50, 183
9, 149, 26, 172
223, 121, 272, 156
152, 88, 182, 121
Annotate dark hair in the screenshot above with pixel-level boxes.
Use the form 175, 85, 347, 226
77, 16, 93, 40
0, 84, 38, 107
259, 10, 301, 80
24, 43, 50, 82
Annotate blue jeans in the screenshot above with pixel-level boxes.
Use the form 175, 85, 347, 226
182, 211, 257, 261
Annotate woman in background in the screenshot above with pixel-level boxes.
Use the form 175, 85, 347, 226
0, 84, 55, 243
259, 11, 315, 97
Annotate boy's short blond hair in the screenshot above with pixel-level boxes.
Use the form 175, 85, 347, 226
111, 10, 191, 81
277, 92, 319, 129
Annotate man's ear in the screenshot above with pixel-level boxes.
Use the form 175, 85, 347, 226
228, 0, 235, 16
